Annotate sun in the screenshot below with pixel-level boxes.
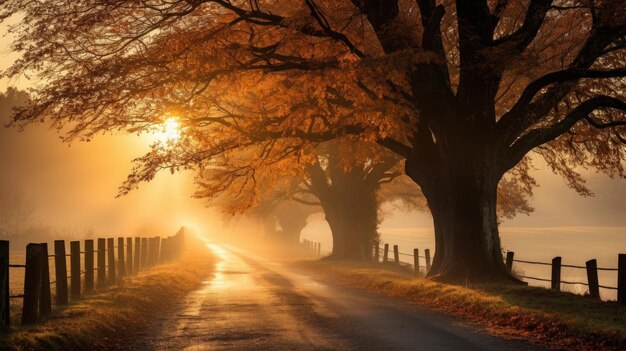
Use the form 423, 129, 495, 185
155, 117, 182, 143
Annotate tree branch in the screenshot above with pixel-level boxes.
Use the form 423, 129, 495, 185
505, 95, 626, 171
497, 22, 626, 146
492, 0, 554, 52
304, 0, 366, 58
378, 137, 413, 158
290, 195, 321, 207
498, 68, 626, 132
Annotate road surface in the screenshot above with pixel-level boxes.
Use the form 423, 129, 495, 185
130, 243, 542, 350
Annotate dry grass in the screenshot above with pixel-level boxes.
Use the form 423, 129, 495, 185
1, 240, 214, 351
300, 260, 626, 351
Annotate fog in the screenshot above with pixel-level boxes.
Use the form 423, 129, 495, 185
0, 90, 221, 241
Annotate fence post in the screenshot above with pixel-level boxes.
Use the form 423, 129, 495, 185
147, 238, 154, 266
160, 238, 168, 263
84, 240, 94, 292
551, 256, 562, 291
107, 238, 116, 283
134, 237, 141, 273
54, 240, 68, 306
383, 243, 389, 263
393, 245, 399, 265
0, 241, 9, 327
585, 259, 600, 299
39, 243, 51, 317
618, 254, 626, 304
505, 251, 514, 272
372, 240, 380, 263
413, 249, 420, 276
166, 237, 174, 261
153, 237, 161, 265
425, 249, 431, 272
167, 237, 174, 260
21, 244, 44, 325
97, 238, 106, 287
70, 241, 81, 299
126, 237, 133, 274
141, 238, 149, 268
117, 237, 126, 278
153, 237, 159, 265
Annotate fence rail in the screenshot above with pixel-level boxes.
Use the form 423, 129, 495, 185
369, 241, 625, 303
0, 229, 186, 328
504, 251, 624, 299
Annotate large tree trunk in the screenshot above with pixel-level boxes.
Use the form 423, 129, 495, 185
322, 186, 379, 260
407, 155, 511, 282
275, 210, 308, 246
307, 144, 388, 261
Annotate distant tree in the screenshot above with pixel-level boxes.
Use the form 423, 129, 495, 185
0, 88, 28, 122
3, 1, 624, 281
0, 186, 38, 237
304, 142, 410, 259
196, 140, 415, 258
248, 198, 320, 246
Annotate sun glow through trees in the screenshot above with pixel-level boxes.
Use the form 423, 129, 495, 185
156, 117, 182, 144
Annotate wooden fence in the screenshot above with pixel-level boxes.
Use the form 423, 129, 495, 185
0, 230, 185, 328
301, 239, 321, 256
503, 251, 624, 302
373, 242, 626, 303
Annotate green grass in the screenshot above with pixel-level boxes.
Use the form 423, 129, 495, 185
300, 260, 626, 351
1, 240, 215, 351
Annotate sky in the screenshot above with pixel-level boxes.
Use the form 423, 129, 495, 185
0, 17, 625, 244
0, 93, 220, 237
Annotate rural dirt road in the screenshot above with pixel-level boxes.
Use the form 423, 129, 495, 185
130, 243, 542, 351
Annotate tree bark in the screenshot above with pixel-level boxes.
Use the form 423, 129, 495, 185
407, 153, 511, 282
306, 144, 395, 260
321, 184, 379, 260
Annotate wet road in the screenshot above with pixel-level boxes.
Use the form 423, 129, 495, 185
134, 243, 542, 351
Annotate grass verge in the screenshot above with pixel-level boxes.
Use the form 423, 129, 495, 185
1, 239, 214, 351
300, 260, 626, 351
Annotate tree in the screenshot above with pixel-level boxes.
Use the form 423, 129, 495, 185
304, 142, 416, 259
196, 140, 413, 259
0, 186, 39, 237
239, 191, 321, 246
3, 0, 625, 281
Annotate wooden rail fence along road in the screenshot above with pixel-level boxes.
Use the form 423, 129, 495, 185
301, 239, 322, 256
374, 242, 625, 303
0, 229, 185, 327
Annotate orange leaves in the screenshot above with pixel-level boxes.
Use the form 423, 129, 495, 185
1, 0, 624, 218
